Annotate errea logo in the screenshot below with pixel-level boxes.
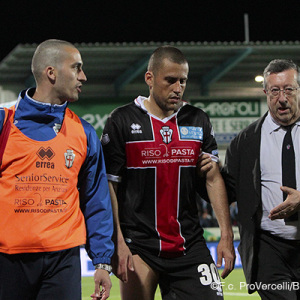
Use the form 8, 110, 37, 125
131, 123, 142, 134
36, 147, 55, 169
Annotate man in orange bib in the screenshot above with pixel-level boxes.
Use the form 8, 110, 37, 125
0, 40, 114, 300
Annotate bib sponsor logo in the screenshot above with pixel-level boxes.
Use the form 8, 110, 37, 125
37, 147, 55, 160
14, 195, 67, 207
36, 147, 55, 169
45, 199, 67, 206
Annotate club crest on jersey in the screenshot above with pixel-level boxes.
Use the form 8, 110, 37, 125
101, 133, 110, 145
160, 126, 173, 144
64, 149, 75, 168
53, 123, 61, 135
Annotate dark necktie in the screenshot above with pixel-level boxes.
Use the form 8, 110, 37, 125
282, 125, 298, 222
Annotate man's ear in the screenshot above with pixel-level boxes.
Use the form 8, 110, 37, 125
46, 66, 56, 81
145, 71, 153, 88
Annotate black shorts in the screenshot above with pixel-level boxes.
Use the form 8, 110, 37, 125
0, 246, 81, 300
129, 241, 223, 300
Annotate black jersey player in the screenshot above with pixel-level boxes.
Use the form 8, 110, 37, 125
101, 45, 235, 300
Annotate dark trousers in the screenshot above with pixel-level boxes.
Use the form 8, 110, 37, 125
0, 246, 81, 300
255, 231, 300, 300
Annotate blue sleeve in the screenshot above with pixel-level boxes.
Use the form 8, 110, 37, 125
78, 118, 114, 265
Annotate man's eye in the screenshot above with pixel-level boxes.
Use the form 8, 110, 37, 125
74, 65, 82, 71
167, 78, 176, 84
271, 88, 279, 93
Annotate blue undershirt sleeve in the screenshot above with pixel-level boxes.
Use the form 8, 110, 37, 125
0, 109, 6, 133
78, 118, 114, 265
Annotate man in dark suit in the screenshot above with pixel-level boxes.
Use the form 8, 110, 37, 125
201, 59, 300, 299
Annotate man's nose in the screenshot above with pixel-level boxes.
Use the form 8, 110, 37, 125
79, 70, 87, 82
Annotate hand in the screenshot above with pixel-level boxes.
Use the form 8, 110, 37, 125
216, 235, 235, 279
90, 269, 112, 300
197, 153, 213, 177
268, 186, 300, 220
112, 239, 134, 283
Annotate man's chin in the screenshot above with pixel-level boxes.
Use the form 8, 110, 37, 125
67, 97, 79, 103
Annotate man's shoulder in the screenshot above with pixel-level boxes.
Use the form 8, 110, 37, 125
0, 108, 6, 132
65, 107, 87, 125
181, 102, 205, 113
65, 107, 97, 136
0, 107, 13, 132
177, 103, 212, 129
179, 102, 212, 121
231, 115, 265, 148
111, 101, 136, 115
240, 114, 265, 135
108, 101, 145, 124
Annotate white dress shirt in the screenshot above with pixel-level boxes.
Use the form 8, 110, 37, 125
260, 112, 300, 239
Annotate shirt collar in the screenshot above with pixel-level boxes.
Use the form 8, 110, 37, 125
25, 88, 67, 108
265, 111, 300, 134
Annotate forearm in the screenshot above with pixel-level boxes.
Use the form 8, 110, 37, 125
205, 162, 235, 277
206, 163, 233, 239
108, 180, 134, 281
108, 181, 125, 244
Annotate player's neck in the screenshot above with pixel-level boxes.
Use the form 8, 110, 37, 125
143, 98, 175, 120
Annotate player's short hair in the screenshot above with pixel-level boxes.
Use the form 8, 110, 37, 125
31, 39, 76, 83
263, 59, 300, 89
148, 45, 188, 75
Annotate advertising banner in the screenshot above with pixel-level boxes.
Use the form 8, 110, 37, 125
191, 99, 263, 147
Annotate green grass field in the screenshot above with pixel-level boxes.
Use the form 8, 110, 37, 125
82, 268, 260, 299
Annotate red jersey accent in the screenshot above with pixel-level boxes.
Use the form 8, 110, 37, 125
0, 108, 13, 169
126, 116, 201, 256
0, 107, 87, 254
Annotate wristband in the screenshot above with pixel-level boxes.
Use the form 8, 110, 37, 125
94, 263, 112, 273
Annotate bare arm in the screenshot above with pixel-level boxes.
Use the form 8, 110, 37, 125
108, 181, 134, 282
197, 153, 213, 176
204, 161, 235, 279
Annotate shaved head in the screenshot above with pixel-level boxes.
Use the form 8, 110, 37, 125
148, 45, 188, 75
31, 39, 76, 83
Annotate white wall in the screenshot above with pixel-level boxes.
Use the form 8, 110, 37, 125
0, 86, 17, 104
